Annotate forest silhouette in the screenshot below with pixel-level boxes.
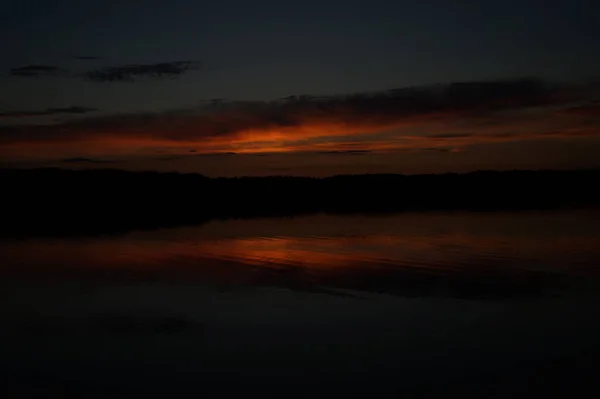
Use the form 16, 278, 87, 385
2, 167, 599, 238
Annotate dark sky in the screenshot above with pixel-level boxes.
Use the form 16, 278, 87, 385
1, 0, 600, 175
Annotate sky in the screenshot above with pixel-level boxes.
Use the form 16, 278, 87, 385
1, 0, 600, 176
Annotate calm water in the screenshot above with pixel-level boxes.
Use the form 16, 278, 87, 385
2, 210, 600, 397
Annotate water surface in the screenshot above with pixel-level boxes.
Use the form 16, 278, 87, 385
2, 210, 600, 397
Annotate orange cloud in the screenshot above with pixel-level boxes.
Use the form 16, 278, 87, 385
1, 78, 598, 162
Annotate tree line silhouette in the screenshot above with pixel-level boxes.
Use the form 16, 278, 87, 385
1, 168, 599, 238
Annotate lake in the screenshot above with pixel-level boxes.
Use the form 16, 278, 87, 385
2, 210, 600, 397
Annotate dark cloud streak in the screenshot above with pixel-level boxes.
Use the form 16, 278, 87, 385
7, 60, 198, 82
426, 133, 473, 139
73, 56, 102, 60
83, 61, 198, 82
9, 64, 64, 77
316, 150, 372, 155
155, 152, 238, 162
0, 106, 98, 119
60, 157, 115, 164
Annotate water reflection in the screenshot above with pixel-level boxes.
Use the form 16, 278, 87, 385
2, 210, 600, 300
3, 211, 600, 397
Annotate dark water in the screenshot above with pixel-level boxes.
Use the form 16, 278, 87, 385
2, 210, 600, 397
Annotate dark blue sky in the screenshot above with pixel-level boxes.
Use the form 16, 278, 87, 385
2, 0, 599, 110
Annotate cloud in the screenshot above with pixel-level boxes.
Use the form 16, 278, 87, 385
83, 60, 198, 82
8, 60, 198, 82
196, 152, 238, 156
156, 152, 238, 161
425, 133, 473, 139
557, 103, 600, 116
1, 78, 598, 159
9, 64, 65, 77
316, 150, 372, 155
73, 56, 102, 60
417, 147, 462, 153
51, 106, 98, 114
60, 157, 115, 164
0, 106, 98, 119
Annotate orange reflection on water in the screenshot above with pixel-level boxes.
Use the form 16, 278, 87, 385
191, 237, 357, 268
2, 211, 600, 285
